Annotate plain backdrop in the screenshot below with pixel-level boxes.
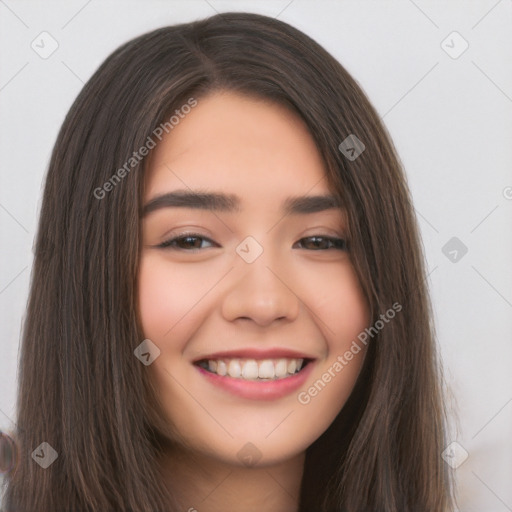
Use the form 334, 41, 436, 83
1, 1, 511, 510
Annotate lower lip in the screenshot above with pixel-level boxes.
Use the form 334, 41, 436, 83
195, 362, 315, 400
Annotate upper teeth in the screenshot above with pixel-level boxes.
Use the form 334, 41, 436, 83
201, 358, 305, 380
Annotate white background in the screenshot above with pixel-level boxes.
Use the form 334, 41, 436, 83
1, 1, 511, 510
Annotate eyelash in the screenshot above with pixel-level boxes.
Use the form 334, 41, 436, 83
156, 233, 348, 251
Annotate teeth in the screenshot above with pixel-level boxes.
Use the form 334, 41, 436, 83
258, 360, 275, 379
275, 359, 288, 378
217, 360, 227, 376
227, 360, 242, 378
200, 357, 307, 380
287, 359, 297, 374
242, 360, 259, 379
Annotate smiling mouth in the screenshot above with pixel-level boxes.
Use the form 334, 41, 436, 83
195, 357, 313, 381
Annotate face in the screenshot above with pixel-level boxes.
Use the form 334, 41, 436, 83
138, 90, 370, 468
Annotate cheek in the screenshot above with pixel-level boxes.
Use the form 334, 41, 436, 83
138, 258, 178, 341
138, 254, 213, 342
297, 263, 370, 414
306, 262, 370, 350
137, 254, 211, 438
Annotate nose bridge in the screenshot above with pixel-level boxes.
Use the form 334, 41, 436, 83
221, 236, 300, 325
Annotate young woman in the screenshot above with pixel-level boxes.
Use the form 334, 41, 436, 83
2, 11, 454, 512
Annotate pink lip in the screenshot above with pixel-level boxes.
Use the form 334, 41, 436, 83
195, 360, 315, 401
193, 348, 315, 362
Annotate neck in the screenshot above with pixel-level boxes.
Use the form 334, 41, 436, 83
160, 443, 305, 512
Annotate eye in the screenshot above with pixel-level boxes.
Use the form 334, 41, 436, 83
294, 236, 348, 251
155, 233, 348, 251
156, 233, 217, 251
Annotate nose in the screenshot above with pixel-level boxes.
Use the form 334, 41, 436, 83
221, 250, 301, 327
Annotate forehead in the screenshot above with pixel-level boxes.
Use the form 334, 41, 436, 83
144, 90, 332, 199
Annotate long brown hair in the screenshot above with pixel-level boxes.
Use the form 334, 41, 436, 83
2, 12, 454, 511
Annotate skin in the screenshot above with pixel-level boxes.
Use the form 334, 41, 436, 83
138, 90, 370, 512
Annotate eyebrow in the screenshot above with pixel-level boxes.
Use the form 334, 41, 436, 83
142, 189, 343, 216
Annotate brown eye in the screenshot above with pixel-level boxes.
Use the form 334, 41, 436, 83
295, 236, 347, 251
157, 234, 217, 251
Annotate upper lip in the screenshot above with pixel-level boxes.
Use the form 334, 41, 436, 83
192, 348, 316, 363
